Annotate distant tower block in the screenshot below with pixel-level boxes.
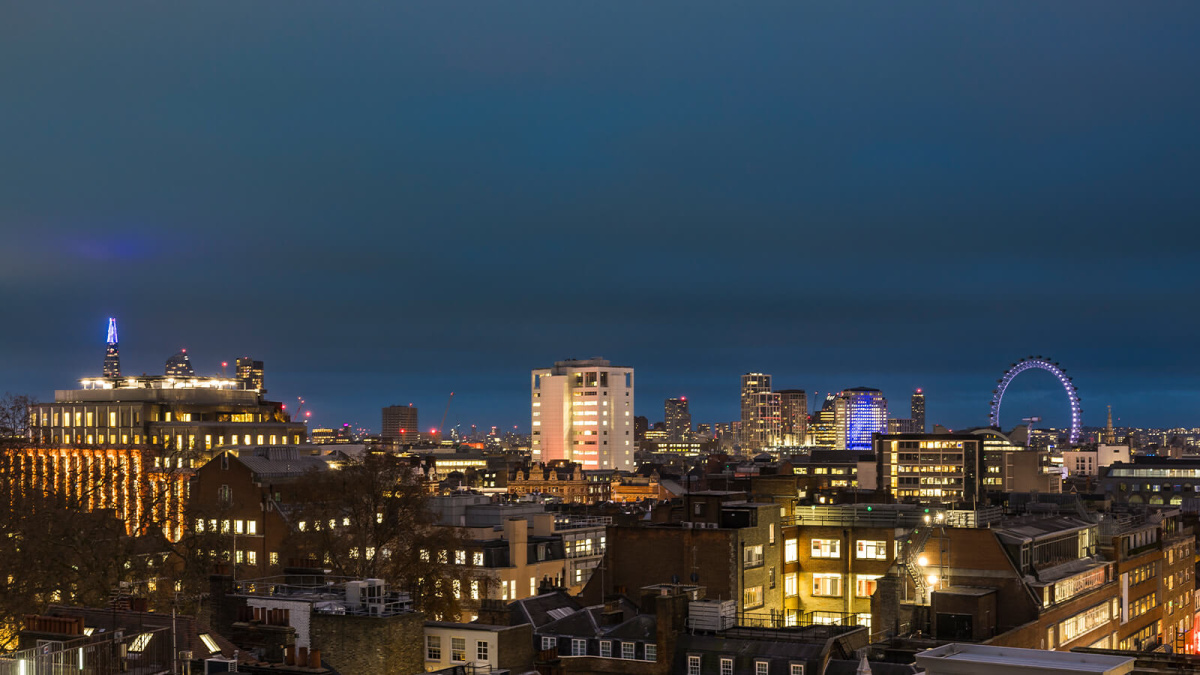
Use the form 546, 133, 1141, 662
103, 317, 121, 378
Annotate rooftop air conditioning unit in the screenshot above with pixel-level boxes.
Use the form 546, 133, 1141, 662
204, 657, 238, 673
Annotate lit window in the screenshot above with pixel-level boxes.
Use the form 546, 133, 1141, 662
128, 633, 154, 653
811, 539, 840, 558
813, 573, 842, 596
785, 539, 798, 562
189, 632, 219, 655
451, 637, 466, 662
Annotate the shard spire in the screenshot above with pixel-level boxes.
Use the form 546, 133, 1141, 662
103, 317, 121, 378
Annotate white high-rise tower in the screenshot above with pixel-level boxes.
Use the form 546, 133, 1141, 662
531, 358, 635, 471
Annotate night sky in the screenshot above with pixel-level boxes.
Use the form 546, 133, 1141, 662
4, 2, 1200, 435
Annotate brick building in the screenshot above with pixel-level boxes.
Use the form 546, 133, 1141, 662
584, 494, 784, 620
189, 447, 330, 577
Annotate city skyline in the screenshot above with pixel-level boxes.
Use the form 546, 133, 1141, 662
10, 319, 1183, 437
4, 3, 1200, 434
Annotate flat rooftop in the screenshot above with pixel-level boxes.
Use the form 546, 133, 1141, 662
915, 643, 1135, 675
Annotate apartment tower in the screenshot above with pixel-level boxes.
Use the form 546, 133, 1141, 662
531, 358, 635, 471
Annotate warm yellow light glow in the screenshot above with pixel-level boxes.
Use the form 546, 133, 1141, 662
917, 556, 928, 566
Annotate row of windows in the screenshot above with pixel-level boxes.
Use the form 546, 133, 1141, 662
201, 549, 277, 565
540, 636, 655, 660
686, 655, 804, 675
811, 573, 880, 598
196, 518, 257, 535
426, 636, 488, 663
1129, 592, 1156, 620
792, 539, 889, 562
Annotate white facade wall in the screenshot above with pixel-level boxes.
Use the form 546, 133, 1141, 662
247, 598, 312, 648
423, 625, 500, 671
532, 359, 635, 471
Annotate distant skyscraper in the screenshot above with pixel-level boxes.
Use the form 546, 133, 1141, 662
237, 357, 265, 392
665, 397, 691, 441
164, 349, 195, 377
740, 373, 781, 449
835, 387, 888, 451
381, 405, 419, 445
531, 358, 635, 471
103, 318, 120, 378
809, 394, 838, 447
778, 389, 808, 445
911, 389, 926, 432
634, 415, 648, 441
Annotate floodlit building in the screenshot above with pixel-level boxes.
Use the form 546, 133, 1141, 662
835, 388, 887, 452
530, 358, 635, 471
29, 323, 305, 453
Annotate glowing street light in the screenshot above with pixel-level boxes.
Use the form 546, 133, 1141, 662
917, 556, 929, 567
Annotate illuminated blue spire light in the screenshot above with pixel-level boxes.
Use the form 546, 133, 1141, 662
106, 317, 118, 346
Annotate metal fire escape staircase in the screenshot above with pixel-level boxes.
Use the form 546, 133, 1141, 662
901, 525, 933, 603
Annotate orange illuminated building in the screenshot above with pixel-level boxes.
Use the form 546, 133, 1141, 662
0, 446, 189, 542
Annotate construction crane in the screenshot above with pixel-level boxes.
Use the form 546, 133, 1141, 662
439, 392, 455, 442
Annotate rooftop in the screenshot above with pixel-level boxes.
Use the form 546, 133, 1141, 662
915, 643, 1135, 675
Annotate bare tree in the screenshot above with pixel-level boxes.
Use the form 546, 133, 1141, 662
0, 393, 34, 446
281, 453, 483, 619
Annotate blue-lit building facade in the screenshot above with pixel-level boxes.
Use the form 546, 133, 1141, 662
835, 387, 887, 451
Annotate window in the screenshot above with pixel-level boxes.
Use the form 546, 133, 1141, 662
857, 540, 888, 560
785, 538, 798, 562
856, 575, 881, 598
811, 539, 840, 558
542, 636, 557, 651
572, 639, 587, 656
476, 641, 488, 662
688, 655, 701, 675
471, 580, 480, 600
785, 573, 798, 597
426, 636, 441, 661
813, 573, 842, 596
455, 550, 466, 564
247, 520, 257, 535
247, 551, 257, 565
269, 552, 278, 565
451, 637, 466, 662
645, 644, 657, 661
620, 642, 635, 659
790, 665, 805, 675
218, 484, 232, 506
744, 585, 764, 609
600, 641, 612, 658
721, 657, 734, 675
473, 552, 484, 566
756, 661, 770, 675
744, 544, 764, 568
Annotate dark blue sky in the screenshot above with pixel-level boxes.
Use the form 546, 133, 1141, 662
3, 2, 1200, 434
